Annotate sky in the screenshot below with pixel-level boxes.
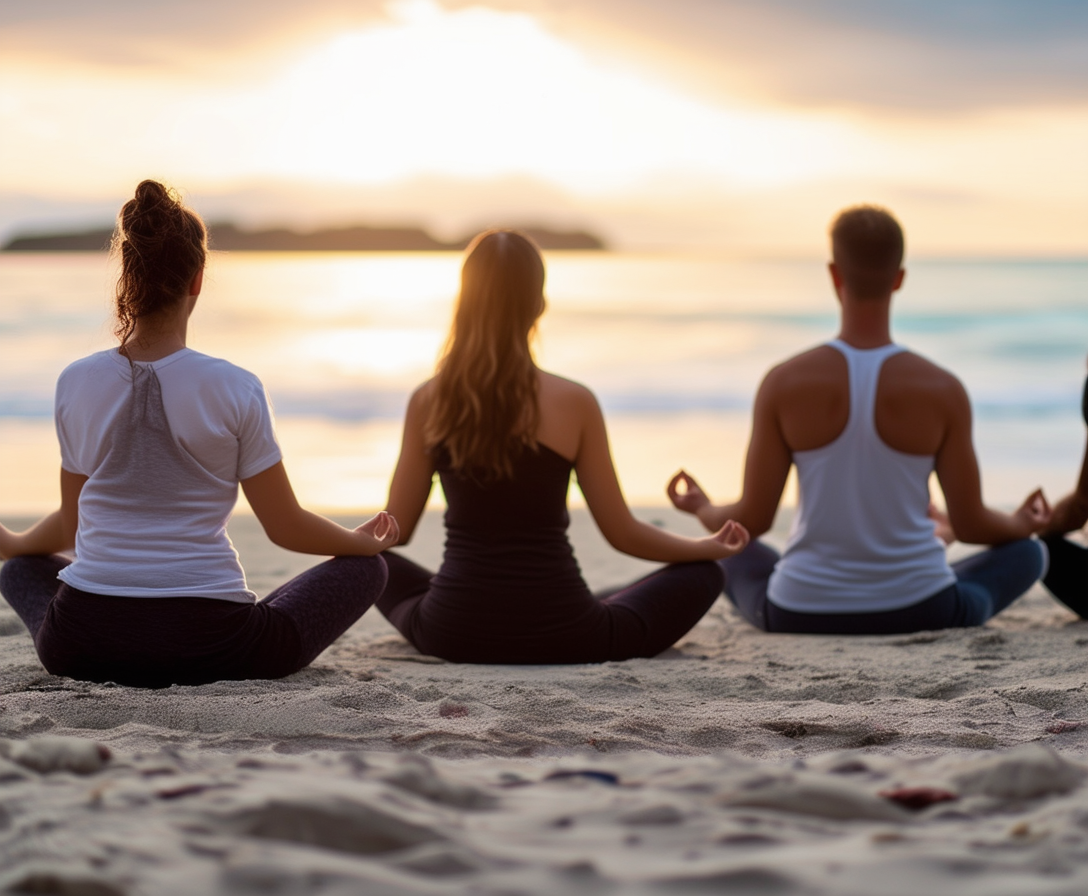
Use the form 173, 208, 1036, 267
1, 0, 1086, 254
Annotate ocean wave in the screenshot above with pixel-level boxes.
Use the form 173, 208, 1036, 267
2, 389, 1083, 423
0, 397, 53, 417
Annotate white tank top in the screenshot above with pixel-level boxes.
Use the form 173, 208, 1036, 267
768, 339, 956, 613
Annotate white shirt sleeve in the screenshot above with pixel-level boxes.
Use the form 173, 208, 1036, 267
55, 374, 82, 475
236, 378, 282, 480
54, 355, 116, 477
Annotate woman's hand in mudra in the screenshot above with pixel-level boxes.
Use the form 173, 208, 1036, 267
356, 511, 400, 552
707, 519, 750, 558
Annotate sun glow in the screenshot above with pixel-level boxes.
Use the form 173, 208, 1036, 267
296, 327, 445, 377
0, 0, 856, 198
254, 0, 850, 190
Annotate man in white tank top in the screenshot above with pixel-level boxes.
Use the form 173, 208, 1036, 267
667, 206, 1051, 634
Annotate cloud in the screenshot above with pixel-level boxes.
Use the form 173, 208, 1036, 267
1, 0, 1084, 254
535, 0, 1088, 110
0, 0, 388, 73
2, 0, 1085, 108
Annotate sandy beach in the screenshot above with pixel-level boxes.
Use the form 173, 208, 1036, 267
3, 508, 1088, 894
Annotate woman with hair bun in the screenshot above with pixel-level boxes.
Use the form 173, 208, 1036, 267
378, 230, 749, 664
0, 180, 397, 687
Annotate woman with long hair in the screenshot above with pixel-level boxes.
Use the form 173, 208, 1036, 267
378, 229, 749, 663
0, 180, 397, 687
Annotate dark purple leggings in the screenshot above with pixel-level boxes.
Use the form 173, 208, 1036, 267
0, 553, 387, 688
377, 552, 724, 664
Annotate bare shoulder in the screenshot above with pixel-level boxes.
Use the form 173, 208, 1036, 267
875, 350, 970, 454
760, 345, 847, 407
408, 378, 437, 407
762, 346, 850, 450
764, 345, 845, 389
535, 371, 601, 461
884, 349, 955, 380
538, 370, 598, 408
403, 379, 439, 426
882, 350, 968, 405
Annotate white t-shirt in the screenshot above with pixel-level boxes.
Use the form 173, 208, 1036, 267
55, 348, 282, 602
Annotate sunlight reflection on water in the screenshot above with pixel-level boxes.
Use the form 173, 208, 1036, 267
0, 251, 1085, 513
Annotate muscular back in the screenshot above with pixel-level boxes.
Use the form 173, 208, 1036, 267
771, 344, 963, 457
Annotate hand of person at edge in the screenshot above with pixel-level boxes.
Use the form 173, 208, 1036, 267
356, 511, 400, 551
1042, 493, 1088, 537
928, 502, 956, 546
707, 519, 750, 558
0, 523, 13, 561
667, 470, 711, 515
1014, 488, 1051, 536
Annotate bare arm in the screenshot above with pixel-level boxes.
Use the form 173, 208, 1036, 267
667, 372, 791, 538
0, 469, 85, 560
574, 388, 749, 562
384, 386, 437, 545
241, 461, 398, 556
935, 380, 1049, 544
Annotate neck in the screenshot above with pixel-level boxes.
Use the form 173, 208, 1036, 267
837, 295, 893, 349
122, 312, 189, 362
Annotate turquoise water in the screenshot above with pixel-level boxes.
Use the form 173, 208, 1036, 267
0, 252, 1086, 512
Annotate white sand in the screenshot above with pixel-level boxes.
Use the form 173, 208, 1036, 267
2, 509, 1088, 894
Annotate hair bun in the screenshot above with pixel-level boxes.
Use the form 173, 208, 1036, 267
121, 180, 180, 247
133, 179, 169, 206
112, 179, 207, 354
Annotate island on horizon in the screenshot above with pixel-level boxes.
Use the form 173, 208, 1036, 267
1, 221, 606, 252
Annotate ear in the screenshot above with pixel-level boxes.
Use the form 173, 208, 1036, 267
189, 267, 204, 297
891, 268, 905, 292
828, 262, 842, 287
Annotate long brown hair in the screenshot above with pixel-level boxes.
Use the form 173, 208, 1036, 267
423, 230, 546, 481
113, 179, 207, 357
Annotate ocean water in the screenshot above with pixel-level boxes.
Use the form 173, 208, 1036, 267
0, 251, 1086, 514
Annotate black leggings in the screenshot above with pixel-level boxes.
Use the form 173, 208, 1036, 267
1040, 535, 1088, 618
377, 552, 724, 664
0, 553, 387, 687
1041, 376, 1088, 619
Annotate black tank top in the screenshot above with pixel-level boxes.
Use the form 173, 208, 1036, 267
430, 443, 590, 600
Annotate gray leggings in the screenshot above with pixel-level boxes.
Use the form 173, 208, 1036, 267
0, 553, 387, 688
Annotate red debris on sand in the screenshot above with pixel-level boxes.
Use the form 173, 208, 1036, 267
1046, 720, 1083, 734
878, 787, 959, 810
